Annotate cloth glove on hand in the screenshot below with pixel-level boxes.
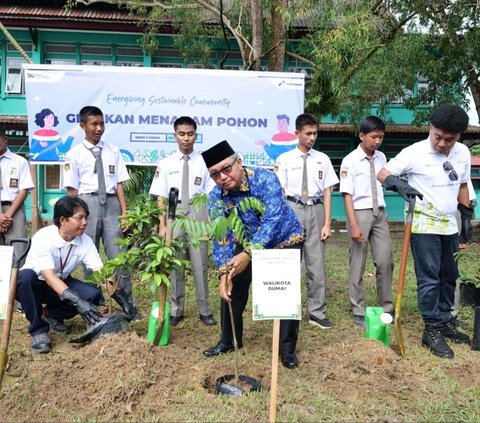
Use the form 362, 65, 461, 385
458, 203, 474, 244
60, 288, 103, 325
383, 175, 423, 202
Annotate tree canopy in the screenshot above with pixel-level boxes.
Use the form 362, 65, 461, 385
66, 0, 480, 124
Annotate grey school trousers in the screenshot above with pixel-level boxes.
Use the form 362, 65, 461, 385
80, 194, 133, 297
290, 201, 328, 320
346, 208, 393, 316
170, 204, 212, 318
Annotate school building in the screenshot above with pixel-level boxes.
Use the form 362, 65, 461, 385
1, 1, 479, 221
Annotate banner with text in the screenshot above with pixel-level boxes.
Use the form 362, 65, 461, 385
252, 249, 301, 320
24, 65, 304, 166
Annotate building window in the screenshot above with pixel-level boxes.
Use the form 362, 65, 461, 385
44, 44, 76, 55
152, 63, 183, 68
117, 61, 144, 67
7, 42, 32, 53
44, 165, 62, 190
45, 59, 76, 65
6, 57, 27, 94
44, 44, 77, 65
81, 60, 112, 66
81, 45, 112, 56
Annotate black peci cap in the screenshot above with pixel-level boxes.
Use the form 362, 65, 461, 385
201, 140, 235, 168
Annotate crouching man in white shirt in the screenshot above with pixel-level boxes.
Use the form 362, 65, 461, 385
16, 195, 104, 354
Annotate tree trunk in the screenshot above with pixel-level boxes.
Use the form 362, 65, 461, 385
250, 0, 263, 71
466, 72, 480, 123
269, 0, 286, 72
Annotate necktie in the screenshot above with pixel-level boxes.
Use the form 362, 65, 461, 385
181, 155, 190, 214
369, 157, 379, 216
301, 154, 309, 203
92, 148, 107, 205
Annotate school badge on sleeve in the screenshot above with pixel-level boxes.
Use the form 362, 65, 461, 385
64, 162, 71, 172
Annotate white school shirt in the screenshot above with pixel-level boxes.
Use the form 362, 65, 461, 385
339, 144, 387, 209
149, 150, 215, 198
63, 139, 130, 194
384, 138, 471, 235
0, 149, 34, 202
21, 225, 103, 280
275, 146, 339, 199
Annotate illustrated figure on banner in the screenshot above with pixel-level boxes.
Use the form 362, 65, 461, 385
30, 108, 77, 161
256, 114, 297, 161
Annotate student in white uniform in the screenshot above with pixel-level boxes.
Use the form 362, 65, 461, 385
340, 116, 393, 327
378, 104, 471, 359
149, 116, 216, 326
0, 124, 35, 261
63, 106, 138, 320
16, 196, 103, 353
276, 113, 339, 330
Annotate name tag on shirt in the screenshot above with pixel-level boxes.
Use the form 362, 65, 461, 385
318, 171, 323, 180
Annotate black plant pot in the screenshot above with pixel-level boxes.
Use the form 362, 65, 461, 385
215, 374, 261, 396
460, 282, 480, 307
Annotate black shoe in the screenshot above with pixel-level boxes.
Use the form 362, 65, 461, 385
42, 315, 71, 334
281, 353, 298, 369
309, 315, 334, 330
422, 325, 454, 359
450, 316, 468, 330
352, 315, 365, 328
442, 319, 470, 344
203, 342, 235, 357
31, 333, 51, 354
199, 314, 217, 326
170, 315, 184, 326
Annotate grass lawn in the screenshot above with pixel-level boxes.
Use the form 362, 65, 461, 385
1, 227, 479, 422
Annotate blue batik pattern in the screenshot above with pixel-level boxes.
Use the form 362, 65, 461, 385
208, 166, 304, 268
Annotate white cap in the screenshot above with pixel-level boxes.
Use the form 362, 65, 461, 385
380, 312, 393, 325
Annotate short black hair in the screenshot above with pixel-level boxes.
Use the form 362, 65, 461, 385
359, 116, 385, 134
79, 106, 104, 123
295, 113, 318, 131
174, 116, 197, 131
53, 196, 89, 228
0, 124, 6, 137
430, 104, 469, 133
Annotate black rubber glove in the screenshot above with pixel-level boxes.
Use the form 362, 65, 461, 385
60, 288, 103, 325
383, 175, 423, 202
458, 203, 474, 244
111, 289, 137, 321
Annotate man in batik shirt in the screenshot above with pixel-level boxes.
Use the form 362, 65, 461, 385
201, 140, 304, 369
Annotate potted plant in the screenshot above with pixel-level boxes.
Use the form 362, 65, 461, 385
89, 192, 186, 341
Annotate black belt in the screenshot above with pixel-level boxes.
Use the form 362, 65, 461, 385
81, 192, 116, 197
286, 196, 322, 206
1, 201, 12, 206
